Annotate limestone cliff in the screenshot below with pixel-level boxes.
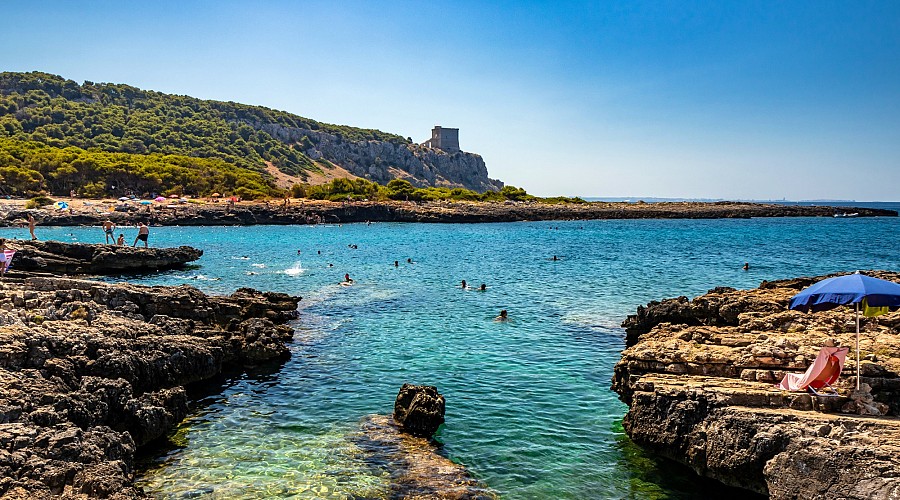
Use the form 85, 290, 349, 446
0, 71, 504, 193
613, 271, 900, 499
253, 121, 502, 192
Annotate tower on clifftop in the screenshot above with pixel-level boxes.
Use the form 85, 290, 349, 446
422, 126, 460, 152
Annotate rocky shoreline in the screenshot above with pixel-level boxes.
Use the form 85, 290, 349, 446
613, 272, 900, 498
2, 200, 896, 227
0, 276, 300, 498
2, 240, 202, 276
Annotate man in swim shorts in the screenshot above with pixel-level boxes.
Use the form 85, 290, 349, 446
103, 220, 116, 244
133, 222, 150, 248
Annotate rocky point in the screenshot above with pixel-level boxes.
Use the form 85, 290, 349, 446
0, 276, 300, 498
2, 239, 202, 275
613, 271, 900, 499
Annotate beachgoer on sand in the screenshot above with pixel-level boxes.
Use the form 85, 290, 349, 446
28, 215, 37, 241
103, 220, 116, 244
133, 222, 150, 248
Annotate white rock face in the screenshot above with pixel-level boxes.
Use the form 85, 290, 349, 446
250, 122, 503, 192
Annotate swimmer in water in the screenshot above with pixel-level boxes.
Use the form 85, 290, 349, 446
344, 273, 353, 283
743, 262, 750, 271
551, 255, 559, 261
407, 258, 413, 264
479, 283, 486, 291
394, 261, 399, 267
494, 310, 508, 322
461, 280, 468, 289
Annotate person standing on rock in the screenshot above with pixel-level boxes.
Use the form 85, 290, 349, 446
103, 219, 116, 244
27, 215, 37, 241
116, 234, 125, 246
133, 222, 150, 248
0, 240, 10, 278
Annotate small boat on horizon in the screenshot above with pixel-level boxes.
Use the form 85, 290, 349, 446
833, 212, 859, 218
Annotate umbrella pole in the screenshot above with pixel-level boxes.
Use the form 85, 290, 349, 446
856, 302, 861, 391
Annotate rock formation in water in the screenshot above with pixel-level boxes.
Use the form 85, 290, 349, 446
0, 276, 300, 498
393, 384, 446, 438
355, 415, 496, 499
2, 239, 202, 275
613, 271, 900, 498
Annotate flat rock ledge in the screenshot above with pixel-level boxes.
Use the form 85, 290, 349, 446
355, 415, 497, 499
0, 276, 300, 499
613, 271, 900, 499
2, 240, 202, 275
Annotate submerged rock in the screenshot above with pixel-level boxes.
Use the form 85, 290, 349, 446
393, 384, 445, 438
2, 239, 202, 275
355, 415, 497, 499
0, 276, 300, 498
613, 271, 900, 498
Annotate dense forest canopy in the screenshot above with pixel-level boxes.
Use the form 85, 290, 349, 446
0, 137, 280, 199
0, 71, 408, 178
0, 137, 579, 205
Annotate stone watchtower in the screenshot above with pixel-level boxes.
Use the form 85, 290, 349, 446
422, 126, 460, 152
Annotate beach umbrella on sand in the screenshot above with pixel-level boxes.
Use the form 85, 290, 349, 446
789, 272, 900, 389
139, 200, 152, 205
54, 201, 69, 210
211, 192, 222, 198
169, 194, 179, 199
154, 196, 166, 202
118, 196, 129, 202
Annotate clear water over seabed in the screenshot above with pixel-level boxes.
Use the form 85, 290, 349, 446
6, 211, 900, 499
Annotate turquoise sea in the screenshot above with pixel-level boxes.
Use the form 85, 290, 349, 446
7, 210, 900, 499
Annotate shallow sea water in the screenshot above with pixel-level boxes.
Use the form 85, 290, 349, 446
6, 213, 899, 499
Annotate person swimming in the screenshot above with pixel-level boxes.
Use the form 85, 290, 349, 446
461, 280, 468, 289
407, 258, 413, 264
344, 273, 353, 283
551, 255, 559, 261
479, 283, 487, 291
743, 262, 750, 271
494, 309, 508, 322
394, 261, 399, 267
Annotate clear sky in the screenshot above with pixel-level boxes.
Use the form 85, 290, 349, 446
2, 1, 899, 200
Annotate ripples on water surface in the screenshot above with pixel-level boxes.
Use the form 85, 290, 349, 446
12, 214, 900, 498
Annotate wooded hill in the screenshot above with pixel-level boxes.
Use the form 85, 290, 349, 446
0, 72, 501, 197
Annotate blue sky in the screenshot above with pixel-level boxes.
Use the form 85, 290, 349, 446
3, 1, 899, 200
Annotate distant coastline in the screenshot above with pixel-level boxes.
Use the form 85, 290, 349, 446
1, 198, 896, 227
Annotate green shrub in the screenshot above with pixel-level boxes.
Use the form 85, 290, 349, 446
290, 183, 306, 198
25, 195, 53, 209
